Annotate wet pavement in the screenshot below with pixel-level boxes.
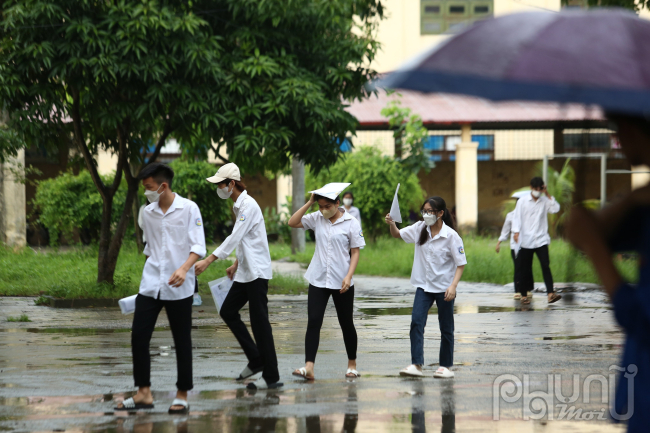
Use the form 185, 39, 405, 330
0, 270, 627, 432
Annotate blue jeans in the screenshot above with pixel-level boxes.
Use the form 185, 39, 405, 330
410, 288, 454, 367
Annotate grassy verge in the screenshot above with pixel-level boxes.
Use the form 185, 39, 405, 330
269, 237, 638, 285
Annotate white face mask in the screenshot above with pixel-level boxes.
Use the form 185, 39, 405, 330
217, 183, 233, 200
321, 207, 338, 219
531, 190, 542, 198
144, 184, 164, 203
423, 214, 438, 226
343, 198, 353, 207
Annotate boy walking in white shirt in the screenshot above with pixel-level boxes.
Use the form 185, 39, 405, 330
114, 163, 206, 414
512, 177, 562, 304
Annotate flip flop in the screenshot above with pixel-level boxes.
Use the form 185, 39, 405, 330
345, 368, 360, 378
514, 293, 522, 300
548, 293, 562, 304
292, 367, 315, 380
237, 364, 264, 381
113, 397, 154, 411
168, 398, 189, 415
521, 297, 531, 305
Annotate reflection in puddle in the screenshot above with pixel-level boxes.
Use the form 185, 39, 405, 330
358, 305, 531, 316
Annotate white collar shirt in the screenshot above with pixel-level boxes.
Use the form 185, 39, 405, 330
498, 211, 518, 250
301, 208, 366, 290
140, 193, 206, 300
399, 221, 467, 293
212, 191, 273, 283
512, 194, 560, 249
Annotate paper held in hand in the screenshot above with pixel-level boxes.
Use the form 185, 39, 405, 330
309, 182, 351, 201
389, 183, 402, 223
118, 294, 137, 315
209, 276, 234, 313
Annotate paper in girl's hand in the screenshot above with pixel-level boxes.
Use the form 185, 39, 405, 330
389, 183, 402, 223
118, 294, 137, 315
209, 276, 234, 313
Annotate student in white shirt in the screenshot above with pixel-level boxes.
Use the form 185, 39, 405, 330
287, 189, 365, 380
342, 192, 362, 230
194, 163, 281, 390
385, 196, 466, 379
512, 177, 562, 305
495, 191, 527, 300
114, 163, 206, 415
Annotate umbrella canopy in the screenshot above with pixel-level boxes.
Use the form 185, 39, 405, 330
377, 8, 650, 116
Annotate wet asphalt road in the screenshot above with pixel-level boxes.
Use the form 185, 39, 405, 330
0, 272, 627, 432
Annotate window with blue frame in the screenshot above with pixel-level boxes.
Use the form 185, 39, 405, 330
424, 134, 494, 161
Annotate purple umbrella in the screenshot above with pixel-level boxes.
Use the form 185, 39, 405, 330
378, 8, 650, 115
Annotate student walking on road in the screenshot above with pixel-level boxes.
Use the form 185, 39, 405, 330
512, 177, 562, 305
496, 191, 527, 300
385, 196, 465, 379
115, 163, 206, 415
195, 163, 282, 390
288, 185, 365, 380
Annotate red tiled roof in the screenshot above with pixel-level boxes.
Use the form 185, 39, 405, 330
346, 90, 605, 126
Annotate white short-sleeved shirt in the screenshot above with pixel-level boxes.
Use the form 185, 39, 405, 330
400, 221, 467, 293
498, 211, 517, 250
212, 191, 273, 283
345, 206, 362, 230
512, 194, 560, 249
140, 194, 206, 300
301, 208, 366, 290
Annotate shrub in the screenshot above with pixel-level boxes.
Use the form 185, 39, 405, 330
306, 146, 425, 240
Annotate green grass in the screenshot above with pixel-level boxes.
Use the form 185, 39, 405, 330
7, 314, 31, 322
269, 237, 638, 285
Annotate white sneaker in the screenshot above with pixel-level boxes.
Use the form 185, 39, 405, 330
433, 367, 454, 378
399, 364, 424, 377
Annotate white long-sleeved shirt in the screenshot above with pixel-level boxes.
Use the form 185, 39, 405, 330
140, 194, 206, 300
498, 211, 517, 250
301, 208, 366, 290
212, 191, 273, 283
512, 193, 560, 249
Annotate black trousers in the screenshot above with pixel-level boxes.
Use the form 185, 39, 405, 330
220, 278, 279, 383
132, 293, 193, 390
518, 245, 554, 295
510, 249, 521, 294
306, 284, 357, 363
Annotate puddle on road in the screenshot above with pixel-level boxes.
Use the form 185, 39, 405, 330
358, 305, 535, 316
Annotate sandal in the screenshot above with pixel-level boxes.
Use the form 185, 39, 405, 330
114, 397, 154, 411
168, 398, 189, 415
548, 293, 562, 304
345, 368, 360, 378
292, 367, 315, 380
514, 293, 522, 300
237, 364, 264, 381
521, 297, 531, 305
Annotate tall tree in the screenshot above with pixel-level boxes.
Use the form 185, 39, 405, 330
0, 0, 383, 284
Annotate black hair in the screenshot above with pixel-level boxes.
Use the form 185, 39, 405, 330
218, 178, 247, 192
530, 177, 544, 188
342, 191, 354, 200
418, 196, 456, 246
315, 194, 340, 205
138, 163, 174, 189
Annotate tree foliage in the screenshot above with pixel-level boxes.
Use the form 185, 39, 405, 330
0, 0, 383, 283
306, 147, 425, 240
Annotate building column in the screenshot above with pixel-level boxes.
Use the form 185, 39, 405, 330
0, 149, 27, 247
455, 124, 478, 231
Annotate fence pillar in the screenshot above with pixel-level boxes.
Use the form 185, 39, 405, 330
0, 149, 27, 247
455, 124, 479, 232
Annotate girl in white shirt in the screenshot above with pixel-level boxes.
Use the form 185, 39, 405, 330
288, 192, 366, 380
385, 196, 466, 379
342, 191, 362, 230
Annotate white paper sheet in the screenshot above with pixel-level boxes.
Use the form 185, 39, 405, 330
209, 276, 234, 313
309, 182, 351, 201
389, 183, 402, 223
118, 294, 137, 315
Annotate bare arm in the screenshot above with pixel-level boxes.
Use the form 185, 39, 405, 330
341, 247, 360, 293
385, 214, 402, 239
444, 265, 465, 301
288, 194, 315, 228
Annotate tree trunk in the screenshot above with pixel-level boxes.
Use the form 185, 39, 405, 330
133, 192, 143, 252
291, 157, 306, 254
96, 194, 116, 284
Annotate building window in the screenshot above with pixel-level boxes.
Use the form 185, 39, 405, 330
421, 0, 493, 35
563, 131, 622, 157
424, 134, 494, 161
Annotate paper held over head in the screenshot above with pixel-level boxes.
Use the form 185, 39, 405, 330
389, 184, 402, 223
309, 182, 351, 201
118, 294, 137, 315
209, 276, 234, 313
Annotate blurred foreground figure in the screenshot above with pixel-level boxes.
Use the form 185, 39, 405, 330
566, 114, 650, 432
